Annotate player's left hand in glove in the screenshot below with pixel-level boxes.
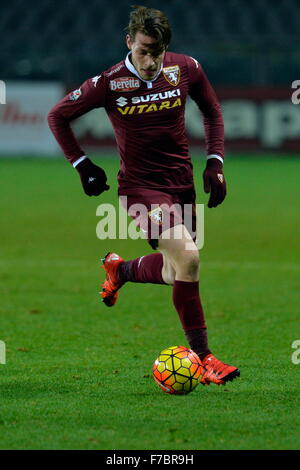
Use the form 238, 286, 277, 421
76, 158, 110, 196
203, 158, 227, 208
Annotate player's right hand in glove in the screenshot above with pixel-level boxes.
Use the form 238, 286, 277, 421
203, 158, 227, 208
76, 158, 110, 196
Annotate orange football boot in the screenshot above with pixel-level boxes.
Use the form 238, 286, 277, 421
200, 353, 240, 386
100, 252, 124, 307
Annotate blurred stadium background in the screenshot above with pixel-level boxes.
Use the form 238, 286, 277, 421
1, 0, 299, 155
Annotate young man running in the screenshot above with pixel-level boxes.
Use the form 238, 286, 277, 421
48, 5, 240, 385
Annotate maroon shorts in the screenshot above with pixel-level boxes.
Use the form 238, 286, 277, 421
119, 188, 197, 250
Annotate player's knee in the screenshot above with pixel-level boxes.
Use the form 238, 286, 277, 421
159, 232, 199, 281
173, 249, 199, 280
184, 250, 199, 277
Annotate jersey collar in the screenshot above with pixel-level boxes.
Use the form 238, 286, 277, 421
125, 52, 163, 88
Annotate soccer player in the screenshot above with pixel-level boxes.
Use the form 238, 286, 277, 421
48, 5, 240, 385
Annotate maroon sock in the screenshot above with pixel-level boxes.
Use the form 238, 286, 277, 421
172, 280, 211, 360
118, 253, 166, 285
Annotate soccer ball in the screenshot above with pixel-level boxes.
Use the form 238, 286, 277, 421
152, 346, 203, 395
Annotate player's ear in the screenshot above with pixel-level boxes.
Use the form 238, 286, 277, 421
126, 34, 132, 50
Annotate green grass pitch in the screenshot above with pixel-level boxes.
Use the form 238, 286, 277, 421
0, 153, 299, 450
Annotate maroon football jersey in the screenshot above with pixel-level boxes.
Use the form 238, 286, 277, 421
48, 52, 224, 193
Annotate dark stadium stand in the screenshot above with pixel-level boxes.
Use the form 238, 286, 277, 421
1, 0, 299, 85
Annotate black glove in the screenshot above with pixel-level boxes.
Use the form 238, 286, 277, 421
76, 158, 109, 196
203, 158, 226, 208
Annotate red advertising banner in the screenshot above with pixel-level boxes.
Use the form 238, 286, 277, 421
72, 85, 300, 153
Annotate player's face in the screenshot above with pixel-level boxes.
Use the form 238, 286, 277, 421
126, 32, 165, 80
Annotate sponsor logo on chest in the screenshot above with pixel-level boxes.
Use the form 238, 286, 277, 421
131, 89, 180, 104
110, 77, 141, 92
115, 88, 182, 115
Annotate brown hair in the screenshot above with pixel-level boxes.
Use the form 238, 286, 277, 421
126, 5, 172, 53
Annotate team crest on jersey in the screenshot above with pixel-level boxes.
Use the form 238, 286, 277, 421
148, 207, 163, 225
69, 88, 82, 101
110, 77, 141, 92
162, 65, 180, 86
